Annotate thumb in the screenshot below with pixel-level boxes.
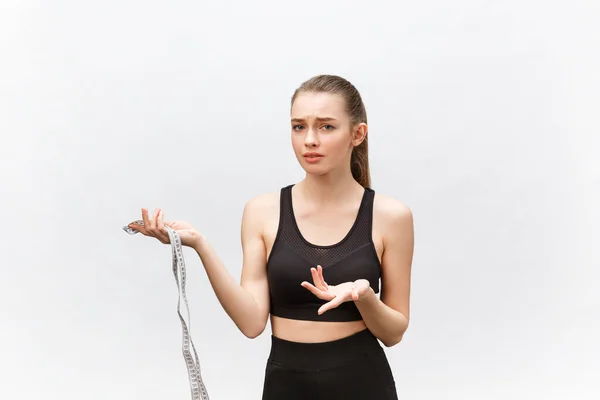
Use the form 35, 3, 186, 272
164, 221, 176, 230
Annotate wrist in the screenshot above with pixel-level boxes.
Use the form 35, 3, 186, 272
192, 231, 208, 253
355, 287, 376, 304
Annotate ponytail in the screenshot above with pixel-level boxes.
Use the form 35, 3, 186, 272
351, 138, 371, 188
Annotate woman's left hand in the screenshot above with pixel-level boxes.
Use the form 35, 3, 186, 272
301, 265, 371, 315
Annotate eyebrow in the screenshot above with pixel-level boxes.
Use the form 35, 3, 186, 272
291, 117, 338, 123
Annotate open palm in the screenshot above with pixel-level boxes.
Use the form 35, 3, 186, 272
301, 265, 371, 315
127, 208, 202, 248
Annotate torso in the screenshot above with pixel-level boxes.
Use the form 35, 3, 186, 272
260, 184, 385, 343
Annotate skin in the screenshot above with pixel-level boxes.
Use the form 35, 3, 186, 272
130, 91, 414, 347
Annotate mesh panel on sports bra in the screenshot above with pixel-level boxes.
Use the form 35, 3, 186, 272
278, 185, 374, 268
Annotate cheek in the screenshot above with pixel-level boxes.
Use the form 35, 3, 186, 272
323, 133, 353, 155
291, 134, 303, 152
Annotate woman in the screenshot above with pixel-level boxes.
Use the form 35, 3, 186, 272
128, 74, 414, 399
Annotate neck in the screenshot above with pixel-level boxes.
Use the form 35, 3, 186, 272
297, 167, 363, 206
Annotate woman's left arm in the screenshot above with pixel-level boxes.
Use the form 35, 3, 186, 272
355, 201, 414, 347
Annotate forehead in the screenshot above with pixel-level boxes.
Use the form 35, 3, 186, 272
291, 92, 347, 120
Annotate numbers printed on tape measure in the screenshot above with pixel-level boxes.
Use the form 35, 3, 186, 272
123, 220, 210, 400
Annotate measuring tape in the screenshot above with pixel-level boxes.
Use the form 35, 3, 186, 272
123, 220, 210, 400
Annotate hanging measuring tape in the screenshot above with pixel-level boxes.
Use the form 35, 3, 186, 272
123, 220, 210, 400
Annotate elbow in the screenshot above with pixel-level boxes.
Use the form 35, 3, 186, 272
242, 328, 263, 339
381, 324, 409, 348
381, 334, 403, 348
240, 321, 267, 339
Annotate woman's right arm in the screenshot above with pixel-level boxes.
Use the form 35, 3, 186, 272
192, 196, 271, 339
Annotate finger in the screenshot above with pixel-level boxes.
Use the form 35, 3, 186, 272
156, 210, 171, 243
301, 281, 330, 300
150, 208, 159, 231
311, 267, 327, 291
156, 209, 167, 234
310, 268, 323, 290
145, 208, 159, 237
136, 212, 152, 237
318, 296, 344, 315
141, 208, 151, 235
127, 222, 148, 235
317, 265, 328, 289
149, 208, 167, 242
157, 209, 164, 231
301, 281, 334, 300
352, 286, 359, 301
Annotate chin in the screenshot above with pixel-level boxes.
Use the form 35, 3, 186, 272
302, 164, 330, 176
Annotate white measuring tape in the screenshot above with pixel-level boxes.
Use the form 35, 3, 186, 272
123, 220, 210, 400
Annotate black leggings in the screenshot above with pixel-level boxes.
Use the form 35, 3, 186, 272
261, 329, 398, 400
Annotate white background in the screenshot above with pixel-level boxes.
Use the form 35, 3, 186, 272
1, 0, 598, 399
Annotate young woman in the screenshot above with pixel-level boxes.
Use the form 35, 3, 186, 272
128, 74, 414, 399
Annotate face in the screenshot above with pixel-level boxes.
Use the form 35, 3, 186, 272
290, 92, 367, 176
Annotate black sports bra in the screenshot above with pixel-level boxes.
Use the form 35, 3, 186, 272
266, 184, 382, 322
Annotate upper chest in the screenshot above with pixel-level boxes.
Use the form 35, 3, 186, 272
262, 192, 384, 264
292, 205, 364, 247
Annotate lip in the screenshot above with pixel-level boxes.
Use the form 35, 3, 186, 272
303, 152, 324, 164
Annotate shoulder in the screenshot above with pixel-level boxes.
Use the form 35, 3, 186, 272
373, 192, 413, 223
240, 190, 281, 239
372, 191, 414, 238
244, 190, 280, 213
242, 190, 281, 223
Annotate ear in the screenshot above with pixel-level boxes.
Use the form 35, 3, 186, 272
351, 122, 368, 147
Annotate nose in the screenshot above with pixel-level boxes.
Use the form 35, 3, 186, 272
304, 128, 319, 148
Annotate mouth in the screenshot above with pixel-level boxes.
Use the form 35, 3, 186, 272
303, 153, 324, 163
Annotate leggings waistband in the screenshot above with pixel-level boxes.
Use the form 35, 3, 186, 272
268, 328, 383, 370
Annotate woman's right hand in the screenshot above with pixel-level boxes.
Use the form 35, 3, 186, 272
127, 208, 203, 248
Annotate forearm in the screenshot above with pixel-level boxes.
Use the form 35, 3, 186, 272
355, 288, 409, 347
193, 236, 263, 337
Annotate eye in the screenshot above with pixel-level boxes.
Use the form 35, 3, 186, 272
292, 124, 305, 131
322, 124, 335, 131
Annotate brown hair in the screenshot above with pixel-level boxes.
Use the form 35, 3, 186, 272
290, 74, 371, 188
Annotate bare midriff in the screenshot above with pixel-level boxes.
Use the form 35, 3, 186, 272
270, 315, 367, 343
